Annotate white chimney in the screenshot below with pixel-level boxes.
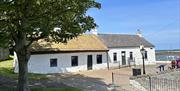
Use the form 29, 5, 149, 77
136, 29, 142, 37
92, 28, 98, 35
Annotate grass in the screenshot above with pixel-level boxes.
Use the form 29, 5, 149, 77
0, 56, 48, 80
0, 88, 82, 91
0, 56, 82, 91
0, 56, 16, 78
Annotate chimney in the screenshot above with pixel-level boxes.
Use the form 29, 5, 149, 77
136, 29, 142, 37
92, 28, 98, 35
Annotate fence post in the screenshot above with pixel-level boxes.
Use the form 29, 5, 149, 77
149, 76, 152, 91
112, 72, 114, 85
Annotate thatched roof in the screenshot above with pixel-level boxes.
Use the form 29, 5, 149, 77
31, 34, 108, 54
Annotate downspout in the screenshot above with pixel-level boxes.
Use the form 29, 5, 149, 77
106, 51, 110, 70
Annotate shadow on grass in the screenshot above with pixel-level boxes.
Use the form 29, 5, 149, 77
0, 67, 17, 78
0, 87, 82, 91
0, 72, 112, 91
0, 56, 112, 90
50, 73, 113, 91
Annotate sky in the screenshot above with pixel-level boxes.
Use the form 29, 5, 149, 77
87, 0, 180, 50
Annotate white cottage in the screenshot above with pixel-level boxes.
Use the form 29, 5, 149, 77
98, 32, 156, 68
14, 32, 156, 73
14, 35, 109, 74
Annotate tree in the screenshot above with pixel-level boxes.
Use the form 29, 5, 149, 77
0, 0, 100, 91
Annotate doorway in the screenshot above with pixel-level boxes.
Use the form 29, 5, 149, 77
121, 51, 126, 65
87, 55, 93, 70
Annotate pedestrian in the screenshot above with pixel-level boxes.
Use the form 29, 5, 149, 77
157, 64, 166, 72
171, 60, 176, 69
176, 58, 180, 68
177, 61, 180, 68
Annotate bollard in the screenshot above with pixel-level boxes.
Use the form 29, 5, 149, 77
149, 76, 152, 91
112, 72, 114, 85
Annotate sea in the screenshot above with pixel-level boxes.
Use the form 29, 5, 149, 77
156, 50, 180, 61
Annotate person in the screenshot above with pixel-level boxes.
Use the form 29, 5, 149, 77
177, 61, 180, 68
157, 64, 166, 72
176, 58, 180, 68
171, 60, 176, 69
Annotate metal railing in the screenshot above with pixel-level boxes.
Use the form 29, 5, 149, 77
112, 72, 180, 91
140, 76, 180, 91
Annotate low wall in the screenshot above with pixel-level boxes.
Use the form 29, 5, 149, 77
156, 61, 171, 64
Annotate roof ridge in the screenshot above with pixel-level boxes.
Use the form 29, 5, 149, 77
98, 33, 137, 36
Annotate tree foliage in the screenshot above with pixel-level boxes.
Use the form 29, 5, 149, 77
0, 0, 100, 91
0, 0, 100, 47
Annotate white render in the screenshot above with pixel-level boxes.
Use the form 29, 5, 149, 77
14, 52, 108, 74
14, 47, 156, 74
107, 47, 156, 68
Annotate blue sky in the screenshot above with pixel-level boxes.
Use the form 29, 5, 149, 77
87, 0, 180, 50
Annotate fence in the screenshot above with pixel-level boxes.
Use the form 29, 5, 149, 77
137, 76, 180, 91
112, 72, 180, 91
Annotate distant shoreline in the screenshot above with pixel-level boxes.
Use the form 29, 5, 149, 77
156, 49, 180, 52
155, 50, 180, 61
156, 50, 180, 55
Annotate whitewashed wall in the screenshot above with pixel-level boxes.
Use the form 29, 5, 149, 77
14, 52, 108, 74
107, 47, 156, 68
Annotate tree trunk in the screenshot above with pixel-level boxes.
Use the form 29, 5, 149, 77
15, 31, 31, 91
16, 49, 31, 91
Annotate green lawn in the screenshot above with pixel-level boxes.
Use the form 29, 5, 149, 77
0, 56, 82, 91
0, 56, 16, 78
0, 88, 82, 91
0, 56, 48, 80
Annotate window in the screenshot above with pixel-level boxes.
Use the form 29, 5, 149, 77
97, 55, 102, 64
145, 51, 148, 59
71, 56, 78, 66
130, 52, 133, 60
113, 53, 117, 62
50, 58, 57, 67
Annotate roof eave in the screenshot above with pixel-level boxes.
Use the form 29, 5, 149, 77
31, 49, 109, 55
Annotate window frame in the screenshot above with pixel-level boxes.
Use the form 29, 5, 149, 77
50, 58, 58, 67
71, 56, 78, 67
113, 52, 117, 62
130, 52, 133, 60
97, 54, 102, 64
144, 51, 148, 59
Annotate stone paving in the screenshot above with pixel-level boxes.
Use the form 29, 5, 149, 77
60, 64, 171, 91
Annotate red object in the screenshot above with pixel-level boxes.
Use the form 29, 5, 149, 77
171, 61, 176, 65
176, 58, 180, 61
178, 62, 180, 67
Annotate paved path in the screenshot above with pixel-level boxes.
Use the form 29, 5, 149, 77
0, 64, 171, 91
49, 74, 114, 91
44, 65, 156, 91
51, 64, 170, 91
